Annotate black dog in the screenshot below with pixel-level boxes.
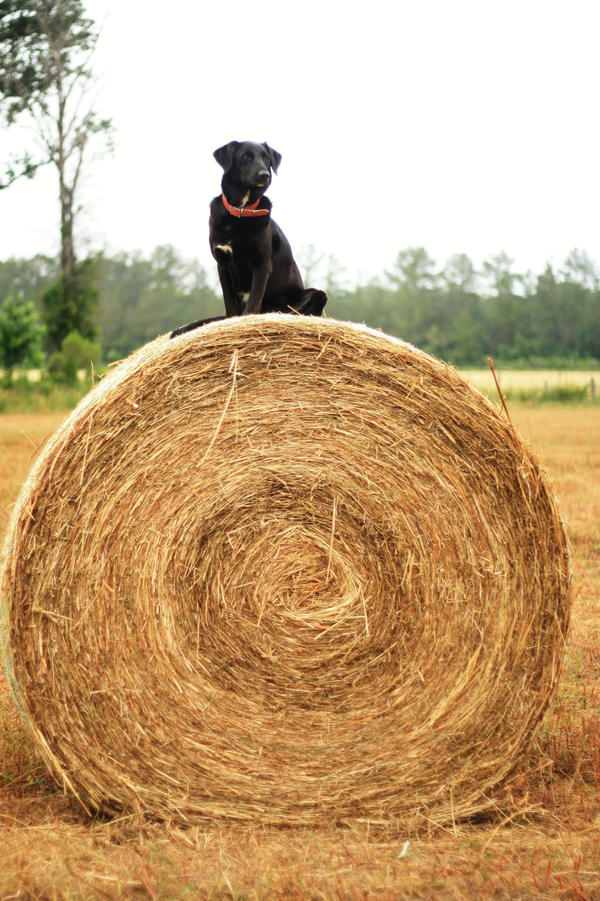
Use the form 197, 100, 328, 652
170, 141, 327, 337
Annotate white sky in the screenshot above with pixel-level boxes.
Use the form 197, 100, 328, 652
1, 0, 599, 287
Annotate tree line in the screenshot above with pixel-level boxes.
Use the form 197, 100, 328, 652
333, 247, 600, 366
0, 245, 599, 380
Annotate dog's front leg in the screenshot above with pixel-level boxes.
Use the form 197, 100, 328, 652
217, 261, 244, 317
244, 264, 272, 315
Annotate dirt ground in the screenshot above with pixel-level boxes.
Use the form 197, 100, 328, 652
1, 405, 599, 899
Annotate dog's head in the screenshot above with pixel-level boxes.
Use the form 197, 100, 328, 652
213, 141, 282, 190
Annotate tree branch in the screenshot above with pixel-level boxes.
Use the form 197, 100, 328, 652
0, 152, 50, 189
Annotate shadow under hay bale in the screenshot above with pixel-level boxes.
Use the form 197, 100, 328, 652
0, 315, 571, 828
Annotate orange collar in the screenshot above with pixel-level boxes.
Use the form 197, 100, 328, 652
221, 193, 270, 218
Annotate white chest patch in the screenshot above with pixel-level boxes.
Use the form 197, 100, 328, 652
215, 244, 233, 255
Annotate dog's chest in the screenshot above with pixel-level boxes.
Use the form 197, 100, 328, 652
212, 221, 238, 260
211, 218, 269, 265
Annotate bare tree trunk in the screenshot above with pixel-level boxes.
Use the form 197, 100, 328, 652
56, 55, 75, 285
59, 175, 75, 283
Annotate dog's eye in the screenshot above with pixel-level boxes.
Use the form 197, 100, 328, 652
241, 152, 252, 162
262, 153, 269, 164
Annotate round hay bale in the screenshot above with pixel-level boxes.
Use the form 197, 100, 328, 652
1, 315, 570, 828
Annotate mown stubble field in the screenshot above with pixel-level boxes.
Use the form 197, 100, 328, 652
1, 404, 599, 899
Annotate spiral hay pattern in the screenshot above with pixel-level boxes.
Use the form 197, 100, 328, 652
1, 315, 570, 827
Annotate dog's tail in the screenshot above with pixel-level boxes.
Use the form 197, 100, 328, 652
290, 289, 327, 317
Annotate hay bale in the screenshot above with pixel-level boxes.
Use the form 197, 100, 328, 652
0, 315, 570, 827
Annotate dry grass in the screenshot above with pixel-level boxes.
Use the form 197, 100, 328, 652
0, 320, 598, 898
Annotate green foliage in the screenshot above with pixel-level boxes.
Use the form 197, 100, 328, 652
0, 0, 108, 188
98, 245, 222, 359
0, 254, 57, 304
48, 330, 101, 383
0, 1, 96, 118
386, 247, 438, 292
326, 247, 600, 367
41, 257, 99, 354
0, 293, 44, 384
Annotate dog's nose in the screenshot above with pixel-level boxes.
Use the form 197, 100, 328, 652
258, 169, 270, 180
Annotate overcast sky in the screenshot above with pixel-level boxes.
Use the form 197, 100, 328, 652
1, 0, 599, 287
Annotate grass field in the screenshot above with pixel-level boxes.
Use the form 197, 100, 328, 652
1, 405, 599, 899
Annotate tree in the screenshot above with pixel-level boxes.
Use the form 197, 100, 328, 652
442, 253, 477, 292
386, 247, 438, 293
97, 247, 221, 358
0, 294, 44, 383
298, 244, 324, 286
561, 249, 600, 291
324, 254, 347, 304
534, 264, 579, 357
0, 254, 57, 306
0, 1, 112, 311
481, 252, 520, 297
41, 255, 98, 353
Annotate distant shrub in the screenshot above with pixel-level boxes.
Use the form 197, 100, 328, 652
48, 331, 102, 384
494, 356, 600, 371
504, 384, 593, 404
0, 375, 90, 412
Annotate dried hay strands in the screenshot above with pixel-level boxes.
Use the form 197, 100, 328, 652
0, 315, 571, 828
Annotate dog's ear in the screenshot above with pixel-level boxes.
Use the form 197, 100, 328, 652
263, 142, 282, 174
213, 141, 239, 172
